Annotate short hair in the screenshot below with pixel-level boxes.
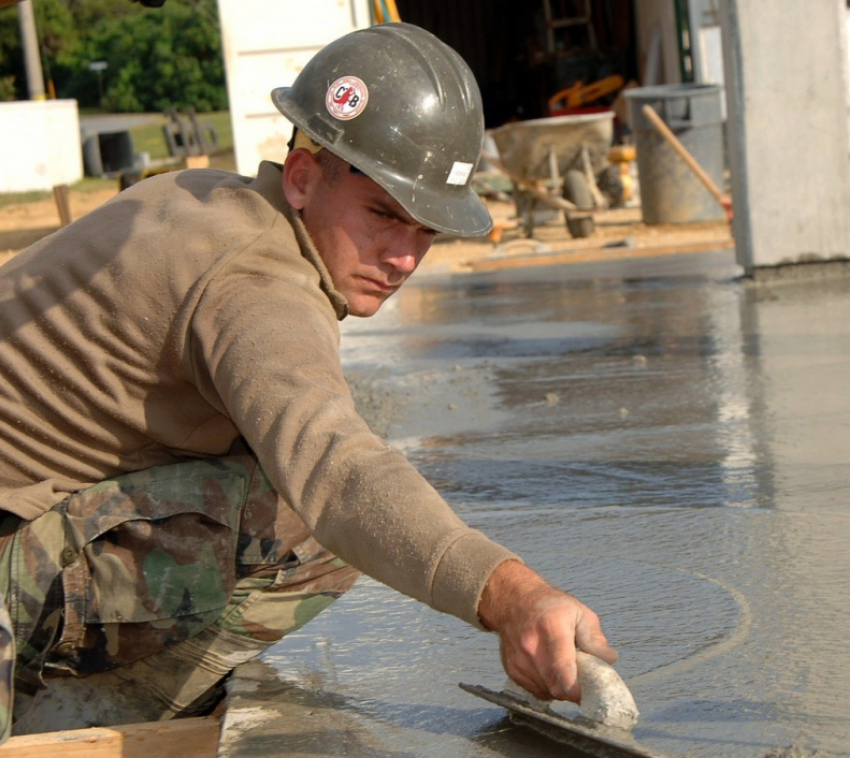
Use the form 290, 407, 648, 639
315, 149, 346, 185
288, 127, 353, 185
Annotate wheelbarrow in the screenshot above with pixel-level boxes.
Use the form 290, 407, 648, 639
486, 110, 615, 239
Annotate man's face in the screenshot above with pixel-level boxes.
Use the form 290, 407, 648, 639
283, 149, 437, 317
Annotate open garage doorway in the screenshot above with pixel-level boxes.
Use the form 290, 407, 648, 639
393, 0, 638, 129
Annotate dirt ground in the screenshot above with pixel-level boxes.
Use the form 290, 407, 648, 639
0, 187, 117, 267
0, 181, 733, 274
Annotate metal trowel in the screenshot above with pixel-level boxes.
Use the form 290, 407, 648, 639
460, 651, 671, 758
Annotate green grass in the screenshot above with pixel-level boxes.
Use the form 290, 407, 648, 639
0, 111, 235, 208
129, 114, 171, 160
133, 111, 234, 161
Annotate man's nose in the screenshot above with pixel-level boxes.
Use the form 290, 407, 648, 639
382, 228, 429, 274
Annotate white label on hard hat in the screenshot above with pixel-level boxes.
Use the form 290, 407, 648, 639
326, 76, 369, 121
446, 161, 473, 186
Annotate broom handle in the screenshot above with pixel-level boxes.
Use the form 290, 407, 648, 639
641, 103, 725, 206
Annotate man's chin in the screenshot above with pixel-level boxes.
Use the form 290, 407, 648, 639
348, 294, 390, 318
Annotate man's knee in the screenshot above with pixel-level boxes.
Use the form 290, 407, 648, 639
219, 534, 360, 643
228, 458, 362, 643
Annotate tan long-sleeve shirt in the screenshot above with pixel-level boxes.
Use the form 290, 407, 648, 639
0, 161, 516, 628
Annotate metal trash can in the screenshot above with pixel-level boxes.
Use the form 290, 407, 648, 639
82, 130, 135, 178
624, 84, 725, 224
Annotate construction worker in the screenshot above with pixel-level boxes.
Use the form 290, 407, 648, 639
0, 23, 616, 738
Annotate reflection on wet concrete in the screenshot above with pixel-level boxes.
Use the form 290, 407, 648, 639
225, 250, 849, 757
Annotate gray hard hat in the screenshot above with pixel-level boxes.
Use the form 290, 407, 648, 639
271, 23, 492, 237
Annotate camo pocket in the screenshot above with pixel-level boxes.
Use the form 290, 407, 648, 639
63, 460, 249, 626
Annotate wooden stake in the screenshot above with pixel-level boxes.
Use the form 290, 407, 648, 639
52, 184, 72, 227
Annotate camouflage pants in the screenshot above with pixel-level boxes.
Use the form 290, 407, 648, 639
0, 452, 360, 740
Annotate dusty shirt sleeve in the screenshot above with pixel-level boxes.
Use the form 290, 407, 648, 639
187, 247, 518, 628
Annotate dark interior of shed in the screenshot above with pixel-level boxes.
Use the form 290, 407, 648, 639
394, 0, 638, 130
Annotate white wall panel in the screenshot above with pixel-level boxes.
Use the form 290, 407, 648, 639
0, 100, 83, 193
217, 0, 372, 175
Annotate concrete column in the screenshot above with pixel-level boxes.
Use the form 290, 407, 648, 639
634, 0, 682, 85
720, 0, 850, 274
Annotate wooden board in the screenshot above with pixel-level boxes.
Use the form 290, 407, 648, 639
467, 238, 734, 273
0, 715, 220, 758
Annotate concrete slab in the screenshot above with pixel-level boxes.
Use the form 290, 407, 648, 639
221, 248, 850, 758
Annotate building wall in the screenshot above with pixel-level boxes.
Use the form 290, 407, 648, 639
0, 100, 82, 193
217, 0, 371, 177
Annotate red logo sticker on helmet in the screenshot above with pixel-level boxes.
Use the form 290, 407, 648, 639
326, 76, 369, 121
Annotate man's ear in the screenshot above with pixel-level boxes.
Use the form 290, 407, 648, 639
282, 149, 321, 210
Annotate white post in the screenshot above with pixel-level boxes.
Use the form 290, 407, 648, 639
720, 0, 850, 275
17, 0, 45, 101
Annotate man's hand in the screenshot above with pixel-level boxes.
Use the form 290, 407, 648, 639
478, 560, 617, 703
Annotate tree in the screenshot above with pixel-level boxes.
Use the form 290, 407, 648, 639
0, 2, 26, 99
0, 0, 79, 101
0, 0, 227, 112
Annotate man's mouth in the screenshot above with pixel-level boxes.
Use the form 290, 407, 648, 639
359, 276, 398, 293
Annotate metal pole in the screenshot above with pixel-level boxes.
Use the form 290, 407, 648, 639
17, 0, 45, 100
673, 0, 695, 83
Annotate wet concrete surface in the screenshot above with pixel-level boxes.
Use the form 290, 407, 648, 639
221, 249, 849, 758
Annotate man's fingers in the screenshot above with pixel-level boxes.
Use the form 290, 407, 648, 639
589, 642, 619, 665
501, 639, 551, 700
510, 669, 551, 700
549, 663, 579, 701
488, 568, 619, 705
576, 630, 618, 665
575, 607, 619, 665
545, 629, 579, 701
578, 634, 618, 665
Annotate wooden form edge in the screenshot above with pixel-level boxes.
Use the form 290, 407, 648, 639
467, 238, 735, 272
0, 714, 221, 758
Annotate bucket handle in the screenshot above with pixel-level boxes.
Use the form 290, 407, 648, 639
655, 97, 693, 130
